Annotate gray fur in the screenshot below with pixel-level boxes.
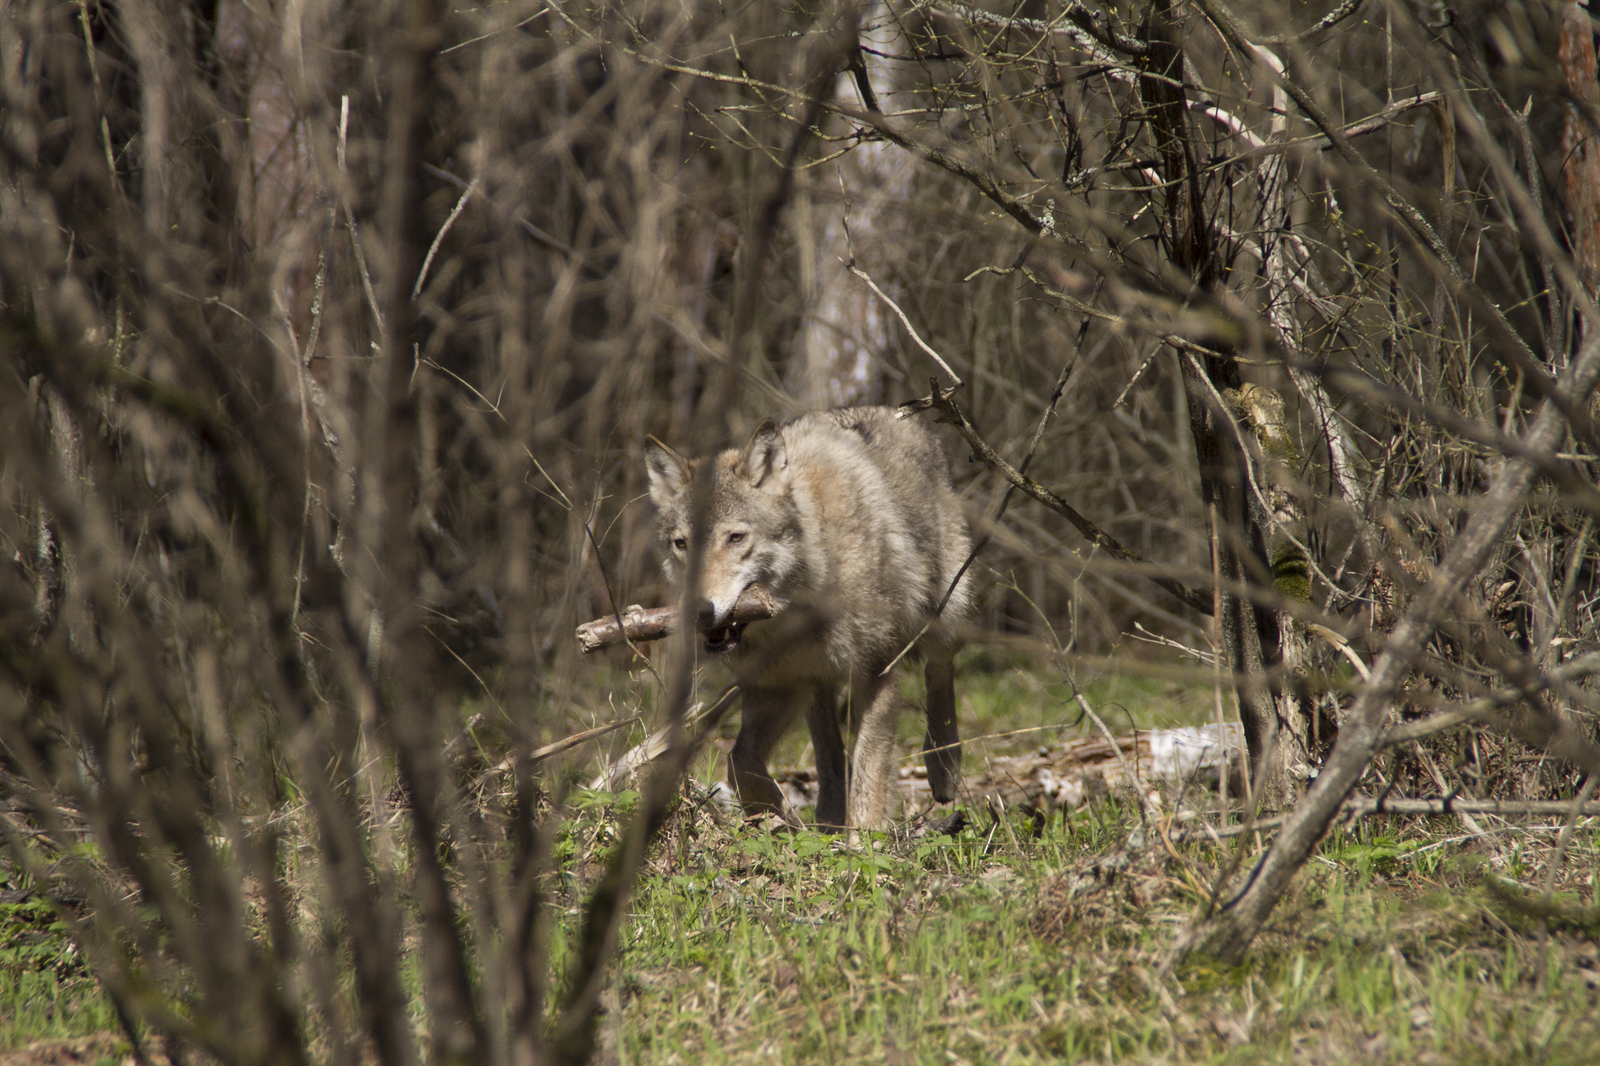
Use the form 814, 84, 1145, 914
645, 407, 972, 830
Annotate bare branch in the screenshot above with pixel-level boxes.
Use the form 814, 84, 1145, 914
910, 383, 1215, 616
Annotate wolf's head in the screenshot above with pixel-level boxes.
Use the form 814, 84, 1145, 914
645, 421, 803, 654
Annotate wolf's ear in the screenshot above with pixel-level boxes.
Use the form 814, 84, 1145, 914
645, 436, 690, 505
744, 420, 788, 488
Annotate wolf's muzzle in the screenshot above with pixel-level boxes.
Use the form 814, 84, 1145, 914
703, 622, 746, 654
695, 595, 749, 654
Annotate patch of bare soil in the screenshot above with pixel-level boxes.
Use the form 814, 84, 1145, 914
0, 1036, 130, 1066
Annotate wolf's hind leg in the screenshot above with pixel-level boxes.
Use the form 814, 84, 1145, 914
806, 684, 846, 830
923, 646, 962, 804
730, 687, 805, 828
846, 674, 902, 830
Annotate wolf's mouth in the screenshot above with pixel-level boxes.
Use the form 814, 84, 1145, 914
704, 622, 747, 654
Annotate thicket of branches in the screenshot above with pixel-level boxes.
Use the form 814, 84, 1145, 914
5, 0, 1600, 1060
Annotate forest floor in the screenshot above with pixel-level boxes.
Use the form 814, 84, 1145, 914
4, 658, 1600, 1064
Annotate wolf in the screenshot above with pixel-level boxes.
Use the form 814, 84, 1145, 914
645, 406, 973, 830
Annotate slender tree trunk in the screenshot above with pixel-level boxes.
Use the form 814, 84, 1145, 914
791, 1, 911, 407
1562, 2, 1600, 302
1141, 0, 1295, 806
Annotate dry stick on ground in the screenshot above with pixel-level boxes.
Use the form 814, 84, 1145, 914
588, 686, 741, 792
441, 713, 642, 770
1171, 796, 1600, 845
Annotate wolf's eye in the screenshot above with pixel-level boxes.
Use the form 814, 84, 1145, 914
727, 532, 746, 545
673, 537, 687, 551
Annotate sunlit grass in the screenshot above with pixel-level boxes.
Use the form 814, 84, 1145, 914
6, 663, 1599, 1064
0, 892, 119, 1050
596, 803, 1600, 1065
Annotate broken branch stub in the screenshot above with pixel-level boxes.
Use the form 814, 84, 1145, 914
575, 585, 778, 653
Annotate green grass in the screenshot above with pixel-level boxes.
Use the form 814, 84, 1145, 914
596, 803, 1600, 1065
947, 650, 1221, 744
0, 886, 120, 1049
6, 663, 1600, 1064
11, 806, 1598, 1063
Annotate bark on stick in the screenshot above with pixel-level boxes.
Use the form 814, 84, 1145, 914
575, 585, 777, 653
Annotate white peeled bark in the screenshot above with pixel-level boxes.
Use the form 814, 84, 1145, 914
1249, 44, 1368, 518
791, 2, 916, 408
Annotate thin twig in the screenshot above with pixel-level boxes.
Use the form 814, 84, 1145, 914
1543, 771, 1600, 897
1112, 342, 1163, 409
1210, 503, 1230, 833
910, 381, 1215, 615
1378, 650, 1600, 748
1171, 796, 1600, 844
1128, 622, 1215, 665
1416, 743, 1488, 839
580, 514, 666, 689
842, 260, 962, 387
879, 355, 1076, 677
530, 717, 642, 765
1307, 623, 1372, 681
1068, 681, 1146, 820
414, 177, 479, 300
337, 95, 386, 346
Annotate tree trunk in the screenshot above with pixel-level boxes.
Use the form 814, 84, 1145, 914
1562, 2, 1600, 302
1140, 0, 1298, 807
790, 2, 912, 407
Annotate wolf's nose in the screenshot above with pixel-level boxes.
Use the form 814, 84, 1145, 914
694, 597, 719, 629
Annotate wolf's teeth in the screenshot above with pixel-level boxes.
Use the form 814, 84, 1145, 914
704, 622, 746, 654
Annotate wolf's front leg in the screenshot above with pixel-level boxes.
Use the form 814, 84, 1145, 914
846, 673, 903, 831
729, 686, 805, 828
805, 683, 846, 830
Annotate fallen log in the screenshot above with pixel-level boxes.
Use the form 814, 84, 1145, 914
575, 585, 777, 653
773, 721, 1248, 813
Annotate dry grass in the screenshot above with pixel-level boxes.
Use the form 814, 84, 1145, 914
5, 657, 1600, 1065
567, 783, 1600, 1065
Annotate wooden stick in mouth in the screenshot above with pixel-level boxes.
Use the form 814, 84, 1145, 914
575, 585, 777, 653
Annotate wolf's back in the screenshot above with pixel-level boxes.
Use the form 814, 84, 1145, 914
770, 407, 972, 670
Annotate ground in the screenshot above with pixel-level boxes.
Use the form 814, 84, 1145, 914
588, 787, 1600, 1065
4, 659, 1600, 1063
